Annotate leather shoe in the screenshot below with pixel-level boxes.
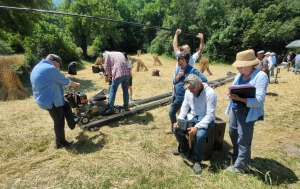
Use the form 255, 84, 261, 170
68, 118, 80, 130
101, 109, 115, 116
56, 139, 74, 149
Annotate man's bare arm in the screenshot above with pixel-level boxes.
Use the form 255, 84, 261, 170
173, 29, 181, 53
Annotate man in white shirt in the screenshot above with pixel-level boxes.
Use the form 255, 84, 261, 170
172, 74, 217, 174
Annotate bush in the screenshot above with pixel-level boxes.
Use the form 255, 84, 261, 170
0, 40, 14, 55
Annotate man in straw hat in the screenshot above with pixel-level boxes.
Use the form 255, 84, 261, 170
30, 54, 80, 149
225, 49, 268, 173
173, 74, 217, 174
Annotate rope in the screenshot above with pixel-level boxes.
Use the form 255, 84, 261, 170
0, 5, 197, 36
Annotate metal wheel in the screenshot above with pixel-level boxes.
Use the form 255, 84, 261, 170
114, 107, 121, 114
80, 116, 90, 124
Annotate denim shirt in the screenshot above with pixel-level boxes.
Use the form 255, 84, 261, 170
225, 69, 269, 122
173, 64, 207, 101
30, 59, 71, 109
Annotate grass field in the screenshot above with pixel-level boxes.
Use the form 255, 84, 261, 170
0, 54, 299, 188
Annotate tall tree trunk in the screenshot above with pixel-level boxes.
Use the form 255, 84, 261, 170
81, 34, 87, 60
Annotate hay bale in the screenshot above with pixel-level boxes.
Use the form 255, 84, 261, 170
0, 85, 8, 101
0, 67, 30, 101
199, 57, 212, 75
153, 56, 162, 65
135, 60, 148, 72
94, 56, 103, 68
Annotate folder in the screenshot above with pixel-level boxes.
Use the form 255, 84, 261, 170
228, 84, 256, 103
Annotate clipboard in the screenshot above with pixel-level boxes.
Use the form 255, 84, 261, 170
228, 84, 256, 103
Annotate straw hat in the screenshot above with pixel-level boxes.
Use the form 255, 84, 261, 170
232, 49, 260, 67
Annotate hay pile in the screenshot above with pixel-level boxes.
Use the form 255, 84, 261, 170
0, 56, 30, 101
199, 57, 213, 75
153, 55, 162, 65
94, 56, 103, 68
135, 60, 148, 72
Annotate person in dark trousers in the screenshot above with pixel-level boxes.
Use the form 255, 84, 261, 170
30, 54, 80, 149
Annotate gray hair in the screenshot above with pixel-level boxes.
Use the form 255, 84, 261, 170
183, 74, 202, 89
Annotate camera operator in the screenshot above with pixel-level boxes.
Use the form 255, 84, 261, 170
172, 74, 217, 174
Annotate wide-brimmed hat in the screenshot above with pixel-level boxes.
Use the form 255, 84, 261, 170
232, 49, 260, 67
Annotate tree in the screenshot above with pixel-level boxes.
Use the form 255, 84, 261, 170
59, 0, 122, 59
0, 0, 52, 39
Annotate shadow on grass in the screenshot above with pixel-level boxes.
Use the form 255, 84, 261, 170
106, 111, 155, 128
67, 76, 103, 93
67, 131, 107, 154
266, 92, 278, 96
250, 157, 298, 186
207, 140, 232, 172
207, 142, 298, 186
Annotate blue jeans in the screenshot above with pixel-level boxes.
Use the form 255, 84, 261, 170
294, 64, 300, 74
107, 76, 129, 110
229, 107, 255, 172
174, 118, 214, 162
168, 97, 183, 132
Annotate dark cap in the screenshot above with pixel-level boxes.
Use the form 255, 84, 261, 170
183, 74, 202, 89
175, 50, 190, 61
47, 54, 62, 65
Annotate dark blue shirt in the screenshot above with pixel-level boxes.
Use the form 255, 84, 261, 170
173, 65, 207, 101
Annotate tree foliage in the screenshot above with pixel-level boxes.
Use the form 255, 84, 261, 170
1, 0, 300, 64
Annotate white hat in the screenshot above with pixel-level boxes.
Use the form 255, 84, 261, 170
265, 52, 270, 55
257, 50, 264, 54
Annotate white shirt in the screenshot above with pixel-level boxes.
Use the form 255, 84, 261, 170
178, 83, 217, 129
127, 60, 132, 74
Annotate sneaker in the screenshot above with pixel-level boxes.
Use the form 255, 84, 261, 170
129, 96, 132, 101
226, 166, 245, 174
101, 109, 115, 116
193, 162, 202, 174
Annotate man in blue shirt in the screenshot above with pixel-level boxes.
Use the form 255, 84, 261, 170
168, 51, 207, 135
30, 54, 80, 149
